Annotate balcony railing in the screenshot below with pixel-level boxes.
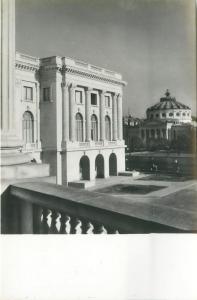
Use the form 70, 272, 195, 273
95, 141, 104, 147
79, 142, 90, 148
1, 182, 190, 234
23, 143, 37, 151
107, 141, 117, 146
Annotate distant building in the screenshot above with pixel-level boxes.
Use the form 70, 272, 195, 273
15, 52, 127, 184
124, 90, 195, 152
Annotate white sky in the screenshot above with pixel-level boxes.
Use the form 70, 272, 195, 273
16, 0, 196, 117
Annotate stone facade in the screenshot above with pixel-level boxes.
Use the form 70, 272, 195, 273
13, 53, 126, 184
15, 52, 42, 162
39, 56, 126, 184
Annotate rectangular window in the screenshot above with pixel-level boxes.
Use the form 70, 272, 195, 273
24, 86, 33, 101
105, 96, 110, 107
43, 87, 50, 102
91, 93, 97, 105
75, 90, 83, 104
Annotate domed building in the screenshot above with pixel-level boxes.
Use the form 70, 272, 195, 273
146, 89, 191, 124
123, 90, 193, 151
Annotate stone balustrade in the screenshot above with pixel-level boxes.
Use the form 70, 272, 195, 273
95, 141, 104, 147
79, 142, 90, 148
23, 143, 37, 151
64, 140, 124, 150
1, 182, 187, 234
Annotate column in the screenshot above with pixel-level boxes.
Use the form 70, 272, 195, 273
112, 93, 118, 140
69, 83, 76, 142
166, 129, 168, 139
117, 93, 123, 140
99, 90, 105, 141
1, 0, 22, 148
85, 87, 92, 141
36, 82, 41, 148
62, 82, 69, 143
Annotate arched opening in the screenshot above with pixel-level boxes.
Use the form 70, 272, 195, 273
22, 111, 34, 143
95, 154, 104, 178
91, 114, 98, 141
79, 155, 90, 180
75, 113, 83, 142
109, 153, 117, 176
105, 115, 111, 140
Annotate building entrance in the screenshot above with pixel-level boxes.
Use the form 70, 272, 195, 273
95, 154, 104, 178
79, 155, 90, 180
109, 153, 117, 176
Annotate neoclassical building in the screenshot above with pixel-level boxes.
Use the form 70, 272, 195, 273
123, 90, 193, 151
140, 89, 192, 143
15, 52, 126, 185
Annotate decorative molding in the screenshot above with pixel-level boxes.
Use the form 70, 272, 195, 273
15, 79, 21, 85
40, 65, 62, 73
66, 67, 126, 86
15, 62, 39, 72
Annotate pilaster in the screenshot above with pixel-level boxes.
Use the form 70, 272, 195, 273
117, 93, 123, 140
112, 93, 118, 140
85, 87, 92, 141
69, 83, 76, 142
62, 82, 70, 145
99, 90, 106, 141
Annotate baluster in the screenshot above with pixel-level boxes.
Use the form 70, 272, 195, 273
81, 219, 92, 234
92, 221, 105, 234
40, 208, 50, 234
49, 210, 59, 234
105, 226, 118, 234
69, 216, 80, 234
59, 213, 69, 234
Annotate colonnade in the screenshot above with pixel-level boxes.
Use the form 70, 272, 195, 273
61, 82, 123, 144
141, 128, 169, 140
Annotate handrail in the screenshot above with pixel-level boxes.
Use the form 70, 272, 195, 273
2, 182, 196, 234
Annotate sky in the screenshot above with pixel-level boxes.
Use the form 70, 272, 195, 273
15, 0, 196, 117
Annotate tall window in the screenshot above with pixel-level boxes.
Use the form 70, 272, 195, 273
24, 86, 33, 101
75, 90, 83, 104
23, 111, 34, 143
91, 93, 97, 105
43, 87, 50, 102
91, 114, 98, 141
105, 116, 111, 140
75, 113, 83, 142
105, 96, 110, 107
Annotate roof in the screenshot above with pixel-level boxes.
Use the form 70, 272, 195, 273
147, 90, 191, 112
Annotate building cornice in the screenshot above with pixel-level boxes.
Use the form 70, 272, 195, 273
65, 66, 127, 86
15, 61, 39, 72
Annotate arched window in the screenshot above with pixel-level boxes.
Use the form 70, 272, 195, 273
75, 113, 83, 142
105, 116, 111, 140
23, 111, 34, 143
91, 114, 98, 141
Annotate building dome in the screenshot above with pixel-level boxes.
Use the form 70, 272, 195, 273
146, 90, 191, 124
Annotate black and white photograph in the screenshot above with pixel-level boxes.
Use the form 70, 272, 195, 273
1, 0, 197, 299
